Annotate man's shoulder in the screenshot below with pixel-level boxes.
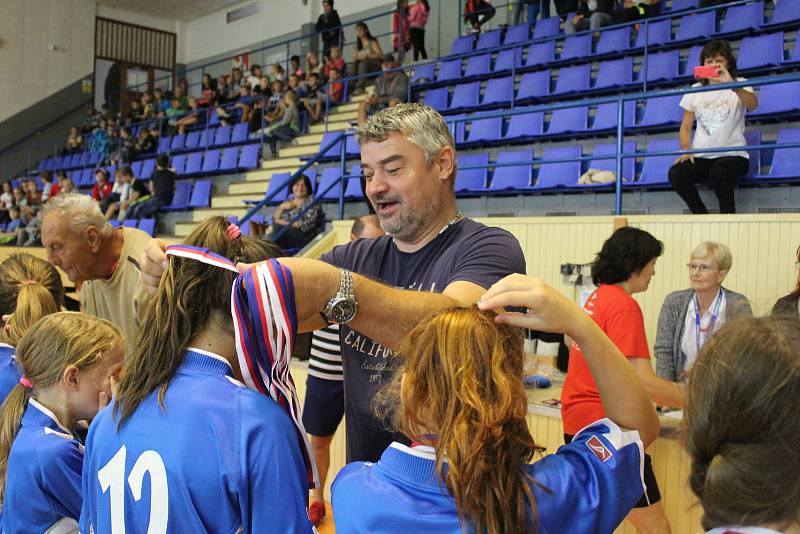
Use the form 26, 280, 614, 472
452, 218, 520, 246
322, 236, 392, 268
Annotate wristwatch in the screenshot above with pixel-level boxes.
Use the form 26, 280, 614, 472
322, 269, 357, 324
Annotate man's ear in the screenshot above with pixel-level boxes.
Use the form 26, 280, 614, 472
86, 226, 101, 253
437, 145, 456, 184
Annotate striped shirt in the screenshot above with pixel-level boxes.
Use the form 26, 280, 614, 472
308, 324, 343, 381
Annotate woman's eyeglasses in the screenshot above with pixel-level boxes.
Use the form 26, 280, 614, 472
687, 263, 716, 273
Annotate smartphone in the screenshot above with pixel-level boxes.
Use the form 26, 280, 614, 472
694, 65, 720, 79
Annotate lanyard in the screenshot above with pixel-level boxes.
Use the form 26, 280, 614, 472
165, 245, 318, 489
694, 288, 723, 355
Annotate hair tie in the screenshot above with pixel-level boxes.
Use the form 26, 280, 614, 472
20, 279, 37, 285
19, 376, 33, 389
227, 223, 241, 240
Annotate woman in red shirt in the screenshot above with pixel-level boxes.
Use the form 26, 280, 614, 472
91, 169, 113, 202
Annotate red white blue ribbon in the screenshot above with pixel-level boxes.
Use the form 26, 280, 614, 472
165, 244, 319, 488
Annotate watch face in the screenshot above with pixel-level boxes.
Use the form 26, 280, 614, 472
331, 300, 357, 323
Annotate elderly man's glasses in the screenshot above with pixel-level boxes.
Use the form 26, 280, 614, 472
687, 263, 716, 273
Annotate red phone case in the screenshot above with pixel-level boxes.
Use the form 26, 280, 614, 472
694, 65, 720, 79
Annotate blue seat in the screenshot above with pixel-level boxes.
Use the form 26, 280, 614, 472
642, 49, 680, 83
231, 123, 249, 144
633, 139, 680, 187
561, 34, 593, 61
493, 48, 523, 72
138, 218, 156, 237
455, 153, 489, 194
165, 181, 193, 210
88, 152, 101, 165
184, 152, 203, 176
744, 130, 762, 178
676, 11, 716, 42
503, 109, 545, 141
748, 81, 800, 117
200, 150, 221, 174
718, 1, 764, 35
524, 41, 556, 67
266, 172, 291, 204
423, 86, 449, 111
199, 128, 216, 149
637, 94, 683, 128
183, 131, 201, 151
170, 134, 185, 152
238, 143, 259, 170
667, 0, 699, 11
450, 35, 474, 56
37, 159, 48, 172
214, 125, 232, 147
171, 154, 187, 175
788, 36, 800, 63
318, 167, 345, 201
122, 219, 137, 228
738, 32, 784, 70
755, 128, 800, 179
534, 146, 582, 189
131, 161, 143, 177
219, 147, 239, 172
487, 150, 533, 192
345, 135, 360, 157
79, 168, 93, 186
592, 101, 637, 130
319, 132, 345, 159
481, 76, 514, 106
109, 219, 121, 228
345, 164, 364, 200
464, 53, 492, 78
465, 115, 503, 145
680, 45, 704, 77
570, 141, 637, 188
445, 114, 467, 145
547, 106, 588, 135
594, 57, 635, 89
516, 70, 551, 101
596, 26, 631, 55
436, 59, 463, 82
476, 29, 501, 50
447, 81, 480, 112
533, 16, 561, 39
765, 0, 800, 27
411, 63, 435, 84
140, 159, 156, 180
157, 136, 171, 154
78, 151, 90, 167
504, 23, 530, 45
189, 179, 212, 208
552, 64, 591, 95
635, 19, 672, 48
209, 109, 220, 126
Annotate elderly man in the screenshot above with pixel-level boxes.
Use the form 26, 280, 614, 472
41, 194, 151, 355
142, 103, 526, 463
357, 54, 409, 126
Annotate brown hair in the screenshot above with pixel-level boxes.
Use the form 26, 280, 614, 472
698, 39, 738, 86
0, 253, 65, 346
0, 312, 122, 504
377, 307, 542, 533
683, 316, 800, 531
114, 216, 282, 426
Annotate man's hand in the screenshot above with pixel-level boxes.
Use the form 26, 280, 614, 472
140, 238, 168, 296
675, 153, 694, 164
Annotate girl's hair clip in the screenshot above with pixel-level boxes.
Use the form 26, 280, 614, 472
19, 376, 33, 389
227, 223, 242, 240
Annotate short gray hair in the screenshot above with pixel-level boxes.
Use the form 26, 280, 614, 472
356, 103, 455, 178
41, 194, 112, 237
691, 241, 733, 271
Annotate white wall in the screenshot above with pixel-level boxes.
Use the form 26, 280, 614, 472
0, 0, 96, 123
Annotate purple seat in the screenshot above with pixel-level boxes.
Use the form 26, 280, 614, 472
266, 172, 291, 204
171, 154, 187, 175
642, 49, 680, 83
345, 164, 364, 200
88, 152, 101, 165
481, 76, 514, 106
596, 27, 631, 55
318, 167, 344, 201
184, 152, 203, 176
465, 115, 503, 145
570, 141, 637, 188
635, 19, 672, 48
345, 135, 360, 157
138, 218, 156, 237
209, 109, 220, 126
170, 134, 185, 152
447, 81, 480, 112
789, 38, 800, 63
122, 219, 137, 228
738, 32, 785, 70
476, 29, 501, 50
37, 159, 48, 172
455, 153, 489, 194
592, 101, 637, 130
547, 106, 588, 135
411, 63, 435, 84
718, 1, 764, 34
561, 34, 593, 61
516, 70, 551, 101
524, 41, 556, 67
464, 53, 492, 78
755, 128, 800, 179
445, 114, 467, 145
450, 35, 474, 56
488, 150, 533, 192
504, 23, 530, 45
131, 161, 143, 177
748, 81, 800, 117
238, 143, 260, 170
183, 131, 201, 151
676, 11, 716, 42
200, 150, 221, 175
423, 86, 449, 111
139, 159, 155, 180
632, 139, 680, 187
594, 57, 635, 89
552, 64, 591, 95
493, 48, 523, 72
765, 0, 800, 27
533, 16, 561, 39
637, 94, 683, 128
667, 0, 699, 11
319, 132, 345, 159
219, 147, 239, 172
214, 125, 232, 147
199, 128, 216, 149
79, 168, 93, 186
78, 152, 90, 167
437, 59, 463, 82
165, 181, 193, 210
504, 108, 545, 141
157, 136, 171, 154
680, 45, 704, 77
744, 130, 762, 178
231, 122, 249, 144
534, 146, 582, 189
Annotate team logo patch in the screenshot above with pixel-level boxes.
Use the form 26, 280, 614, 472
586, 435, 613, 462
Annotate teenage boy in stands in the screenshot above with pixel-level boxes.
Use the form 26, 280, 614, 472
126, 154, 175, 221
357, 54, 409, 125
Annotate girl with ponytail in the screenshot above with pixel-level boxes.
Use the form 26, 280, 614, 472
0, 312, 123, 534
684, 316, 800, 534
80, 216, 314, 534
332, 274, 660, 534
0, 253, 65, 403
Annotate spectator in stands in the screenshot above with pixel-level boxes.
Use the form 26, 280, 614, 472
0, 181, 13, 224
16, 208, 43, 246
24, 179, 41, 209
177, 96, 205, 134
465, 0, 496, 33
514, 0, 550, 24
40, 171, 55, 203
60, 177, 74, 195
41, 194, 151, 354
409, 0, 430, 61
127, 154, 175, 221
173, 85, 189, 109
306, 52, 323, 79
133, 126, 156, 157
117, 174, 149, 222
80, 104, 100, 134
305, 214, 384, 526
115, 126, 135, 163
565, 0, 615, 32
165, 96, 186, 134
287, 73, 306, 98
64, 126, 83, 155
247, 64, 262, 89
218, 84, 253, 127
301, 72, 326, 123
89, 119, 109, 161
290, 55, 305, 80
393, 0, 411, 57
655, 241, 752, 383
248, 76, 273, 133
350, 22, 384, 94
357, 54, 409, 125
141, 93, 156, 119
668, 40, 758, 215
1, 208, 22, 241
126, 99, 143, 123
268, 173, 323, 250
614, 0, 660, 23
683, 316, 800, 534
264, 90, 301, 157
217, 75, 232, 103
254, 75, 271, 97
324, 46, 346, 80
92, 169, 113, 204
199, 73, 218, 106
104, 166, 134, 220
561, 226, 679, 534
316, 0, 343, 58
153, 87, 169, 114
12, 187, 27, 222
270, 63, 285, 83
771, 245, 800, 317
325, 67, 345, 107
49, 171, 64, 199
230, 67, 244, 93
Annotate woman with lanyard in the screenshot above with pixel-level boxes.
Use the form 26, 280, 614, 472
655, 241, 752, 383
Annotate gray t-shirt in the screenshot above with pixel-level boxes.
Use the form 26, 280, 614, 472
321, 218, 526, 462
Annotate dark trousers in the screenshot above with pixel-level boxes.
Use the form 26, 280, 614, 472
467, 1, 496, 27
410, 27, 427, 61
128, 197, 166, 220
266, 125, 296, 156
668, 156, 749, 214
268, 224, 315, 250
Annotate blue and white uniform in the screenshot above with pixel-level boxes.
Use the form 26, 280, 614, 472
2, 398, 83, 534
332, 418, 645, 534
80, 348, 314, 534
0, 343, 21, 404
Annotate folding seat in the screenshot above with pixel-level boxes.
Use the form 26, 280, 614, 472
445, 114, 467, 145
560, 33, 593, 61
476, 29, 502, 50
183, 131, 201, 151
533, 16, 561, 39
450, 35, 474, 56
345, 164, 364, 200
788, 38, 800, 63
78, 151, 90, 167
744, 130, 762, 178
64, 154, 79, 169
319, 131, 345, 159
503, 23, 530, 45
717, 1, 764, 35
675, 11, 716, 43
524, 41, 556, 68
447, 81, 480, 112
765, 0, 800, 27
231, 123, 249, 144
318, 167, 345, 201
411, 63, 435, 84
493, 48, 523, 72
199, 127, 216, 149
516, 70, 551, 101
266, 172, 292, 204
667, 0, 699, 11
642, 49, 680, 83
534, 146, 582, 189
209, 109, 220, 126
165, 181, 193, 210
183, 152, 203, 176
481, 76, 514, 106
547, 106, 588, 135
487, 150, 533, 192
632, 139, 680, 187
594, 57, 635, 89
636, 94, 683, 128
570, 141, 637, 188
37, 159, 48, 172
131, 161, 143, 177
423, 86, 449, 111
464, 115, 503, 145
219, 147, 239, 172
634, 18, 672, 48
214, 125, 232, 147
737, 32, 785, 70
141, 158, 156, 180
552, 64, 591, 95
454, 153, 489, 194
592, 101, 637, 130
680, 45, 704, 77
436, 59, 463, 82
122, 219, 137, 228
137, 218, 156, 237
157, 136, 171, 154
345, 135, 360, 157
596, 26, 632, 56
88, 152, 101, 165
109, 220, 121, 228
171, 154, 187, 175
748, 81, 800, 117
238, 143, 260, 170
464, 53, 492, 78
755, 128, 800, 179
79, 168, 94, 186
503, 109, 545, 141
170, 134, 185, 152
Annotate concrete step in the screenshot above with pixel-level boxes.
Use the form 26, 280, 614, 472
245, 167, 297, 181
211, 194, 255, 209
191, 206, 249, 222
173, 223, 196, 238
278, 144, 321, 158
337, 102, 359, 113
309, 121, 352, 134
229, 180, 269, 195
295, 133, 324, 146
261, 157, 302, 169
